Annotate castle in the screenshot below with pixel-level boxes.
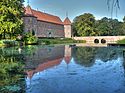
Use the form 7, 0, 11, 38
23, 5, 72, 38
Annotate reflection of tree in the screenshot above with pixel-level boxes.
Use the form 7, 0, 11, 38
72, 47, 123, 67
0, 48, 25, 93
73, 47, 96, 67
96, 47, 122, 62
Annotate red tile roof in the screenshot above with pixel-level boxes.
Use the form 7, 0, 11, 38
63, 17, 72, 25
25, 6, 63, 25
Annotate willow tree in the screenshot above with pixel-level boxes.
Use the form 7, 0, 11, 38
0, 0, 24, 39
107, 0, 120, 17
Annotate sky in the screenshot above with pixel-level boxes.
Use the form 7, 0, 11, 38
23, 0, 125, 22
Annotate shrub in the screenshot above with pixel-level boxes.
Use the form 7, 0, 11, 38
23, 32, 38, 45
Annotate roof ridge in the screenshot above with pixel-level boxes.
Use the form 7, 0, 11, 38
25, 6, 63, 25
32, 9, 60, 18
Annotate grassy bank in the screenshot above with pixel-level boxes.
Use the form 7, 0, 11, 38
38, 38, 86, 45
0, 38, 86, 47
117, 39, 125, 44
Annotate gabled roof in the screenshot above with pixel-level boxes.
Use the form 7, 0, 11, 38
24, 6, 63, 25
63, 17, 71, 25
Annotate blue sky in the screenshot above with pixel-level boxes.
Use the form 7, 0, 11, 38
23, 0, 125, 22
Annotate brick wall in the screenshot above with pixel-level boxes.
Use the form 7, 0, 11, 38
23, 16, 65, 37
23, 16, 37, 35
37, 21, 64, 37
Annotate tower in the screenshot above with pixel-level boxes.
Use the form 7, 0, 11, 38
63, 17, 72, 38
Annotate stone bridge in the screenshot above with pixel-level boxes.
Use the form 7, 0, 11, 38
73, 36, 125, 44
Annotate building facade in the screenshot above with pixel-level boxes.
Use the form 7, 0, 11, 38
23, 6, 72, 38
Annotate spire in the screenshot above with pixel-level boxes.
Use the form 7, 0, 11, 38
63, 17, 71, 25
66, 11, 68, 17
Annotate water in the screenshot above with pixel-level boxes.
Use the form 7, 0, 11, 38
0, 45, 125, 93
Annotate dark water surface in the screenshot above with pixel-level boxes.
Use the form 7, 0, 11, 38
0, 45, 125, 93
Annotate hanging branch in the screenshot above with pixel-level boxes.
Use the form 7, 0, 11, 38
107, 0, 120, 18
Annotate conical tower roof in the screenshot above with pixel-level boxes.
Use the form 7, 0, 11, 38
63, 17, 71, 25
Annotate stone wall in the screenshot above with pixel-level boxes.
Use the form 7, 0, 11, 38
23, 16, 73, 38
23, 16, 37, 35
37, 21, 64, 37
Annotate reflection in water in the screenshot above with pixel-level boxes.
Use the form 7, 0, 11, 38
0, 47, 25, 93
24, 45, 125, 93
0, 45, 125, 93
73, 47, 96, 67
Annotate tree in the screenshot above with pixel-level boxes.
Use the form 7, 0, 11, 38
122, 16, 125, 34
96, 17, 110, 36
96, 17, 124, 36
72, 13, 98, 36
0, 0, 24, 39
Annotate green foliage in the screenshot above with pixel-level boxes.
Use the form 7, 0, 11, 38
96, 17, 124, 36
0, 40, 18, 47
0, 0, 24, 39
72, 14, 125, 36
0, 47, 25, 93
72, 13, 97, 36
1, 85, 21, 92
24, 32, 38, 45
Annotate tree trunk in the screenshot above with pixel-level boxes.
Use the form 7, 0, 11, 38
3, 30, 5, 39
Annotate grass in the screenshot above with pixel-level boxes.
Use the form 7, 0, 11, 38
0, 38, 86, 47
117, 39, 125, 44
38, 38, 86, 45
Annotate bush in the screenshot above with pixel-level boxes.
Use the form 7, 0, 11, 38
23, 32, 38, 45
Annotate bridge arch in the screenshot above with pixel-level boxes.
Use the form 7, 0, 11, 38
101, 39, 106, 44
94, 39, 99, 44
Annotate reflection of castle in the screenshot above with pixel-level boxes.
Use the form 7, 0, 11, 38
26, 45, 72, 79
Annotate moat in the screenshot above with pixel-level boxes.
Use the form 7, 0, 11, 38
0, 45, 125, 93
